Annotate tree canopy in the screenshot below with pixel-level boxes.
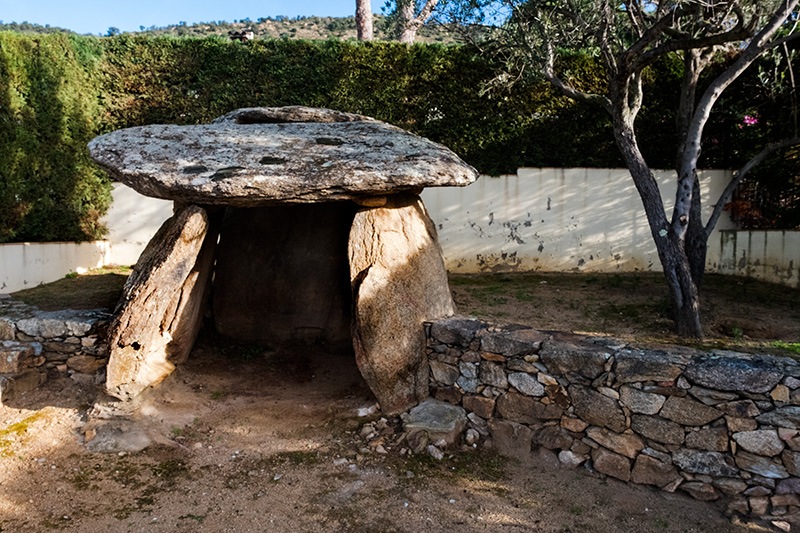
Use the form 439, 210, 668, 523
437, 0, 800, 337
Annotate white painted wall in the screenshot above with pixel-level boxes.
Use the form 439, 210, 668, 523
2, 171, 797, 292
0, 184, 172, 293
102, 183, 174, 266
716, 230, 800, 288
0, 241, 111, 292
421, 168, 737, 274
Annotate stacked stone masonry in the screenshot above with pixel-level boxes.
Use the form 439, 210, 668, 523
0, 296, 110, 404
426, 316, 800, 520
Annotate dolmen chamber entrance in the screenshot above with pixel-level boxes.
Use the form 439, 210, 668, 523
89, 106, 478, 414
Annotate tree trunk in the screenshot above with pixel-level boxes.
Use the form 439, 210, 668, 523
398, 1, 418, 44
660, 238, 704, 338
356, 0, 373, 41
611, 112, 704, 338
685, 175, 707, 289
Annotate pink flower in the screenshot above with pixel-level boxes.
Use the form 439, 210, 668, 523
743, 115, 759, 125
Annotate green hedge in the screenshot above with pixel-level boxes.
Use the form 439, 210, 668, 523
0, 33, 110, 242
0, 33, 793, 242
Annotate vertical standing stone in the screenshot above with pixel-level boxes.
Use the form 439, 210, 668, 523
349, 194, 455, 414
106, 205, 219, 400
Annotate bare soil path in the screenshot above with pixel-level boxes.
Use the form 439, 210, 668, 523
3, 270, 798, 532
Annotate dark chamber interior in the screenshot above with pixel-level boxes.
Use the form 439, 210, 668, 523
211, 202, 358, 349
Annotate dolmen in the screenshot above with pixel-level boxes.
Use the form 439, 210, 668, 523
89, 106, 478, 414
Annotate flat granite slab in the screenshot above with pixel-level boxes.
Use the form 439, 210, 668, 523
89, 106, 478, 206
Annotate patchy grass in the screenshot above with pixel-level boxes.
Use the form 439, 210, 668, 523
11, 266, 131, 311
150, 459, 189, 483
450, 272, 800, 354
391, 449, 507, 484
772, 341, 800, 356
0, 412, 45, 454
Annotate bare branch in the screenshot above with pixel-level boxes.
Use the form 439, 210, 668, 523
415, 0, 440, 24
625, 4, 686, 61
762, 30, 800, 53
598, 0, 618, 76
705, 137, 800, 237
542, 37, 612, 112
682, 0, 800, 172
631, 23, 752, 74
628, 70, 644, 119
624, 0, 645, 38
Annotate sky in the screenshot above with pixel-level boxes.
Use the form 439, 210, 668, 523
0, 1, 383, 35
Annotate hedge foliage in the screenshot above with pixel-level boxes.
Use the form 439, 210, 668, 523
0, 33, 110, 242
0, 33, 794, 242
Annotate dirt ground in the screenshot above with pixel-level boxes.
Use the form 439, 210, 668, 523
449, 272, 800, 354
2, 271, 798, 532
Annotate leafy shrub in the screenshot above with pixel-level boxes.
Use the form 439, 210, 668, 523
0, 33, 795, 242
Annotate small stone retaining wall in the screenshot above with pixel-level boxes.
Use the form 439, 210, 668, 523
425, 316, 800, 520
0, 297, 110, 404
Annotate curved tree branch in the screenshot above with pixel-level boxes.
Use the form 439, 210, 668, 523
631, 24, 752, 74
683, 0, 799, 163
542, 37, 612, 112
705, 137, 800, 237
762, 30, 800, 52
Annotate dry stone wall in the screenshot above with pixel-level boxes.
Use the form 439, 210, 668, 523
425, 316, 800, 520
0, 296, 110, 405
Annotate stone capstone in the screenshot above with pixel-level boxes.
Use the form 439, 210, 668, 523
349, 194, 455, 414
88, 107, 478, 207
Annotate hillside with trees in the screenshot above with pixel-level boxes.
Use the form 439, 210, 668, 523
0, 15, 456, 43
